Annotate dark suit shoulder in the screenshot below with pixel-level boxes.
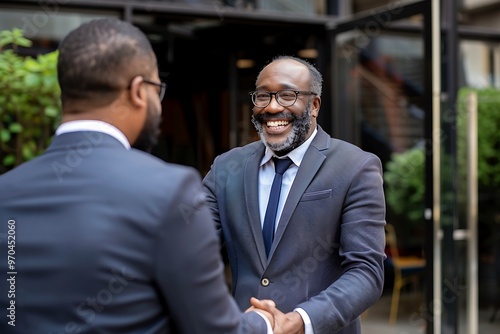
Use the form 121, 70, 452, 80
312, 127, 380, 164
330, 138, 373, 157
307, 129, 382, 180
120, 150, 203, 202
130, 148, 200, 178
212, 140, 263, 164
328, 138, 381, 169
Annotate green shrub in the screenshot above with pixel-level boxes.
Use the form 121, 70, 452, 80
384, 88, 500, 227
0, 28, 60, 173
384, 145, 426, 223
457, 88, 500, 187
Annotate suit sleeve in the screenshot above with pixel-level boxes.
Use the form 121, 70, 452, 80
152, 168, 266, 334
201, 161, 224, 243
297, 154, 386, 333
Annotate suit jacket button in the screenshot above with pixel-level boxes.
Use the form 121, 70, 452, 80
261, 278, 270, 287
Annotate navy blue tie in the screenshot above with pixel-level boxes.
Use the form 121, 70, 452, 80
263, 157, 293, 257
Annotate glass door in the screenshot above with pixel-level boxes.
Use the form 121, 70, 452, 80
330, 1, 437, 333
332, 12, 429, 334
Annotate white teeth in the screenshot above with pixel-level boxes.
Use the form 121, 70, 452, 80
267, 120, 289, 127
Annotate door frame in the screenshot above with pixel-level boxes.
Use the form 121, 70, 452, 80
327, 1, 437, 333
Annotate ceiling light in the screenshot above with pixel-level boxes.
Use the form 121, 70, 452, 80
297, 48, 318, 59
236, 59, 255, 69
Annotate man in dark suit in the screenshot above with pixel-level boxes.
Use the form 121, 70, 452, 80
203, 56, 386, 333
0, 18, 273, 334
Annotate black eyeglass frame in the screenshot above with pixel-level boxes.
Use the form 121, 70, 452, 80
249, 90, 317, 108
142, 79, 167, 101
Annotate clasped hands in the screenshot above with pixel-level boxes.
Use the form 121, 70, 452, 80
245, 297, 305, 334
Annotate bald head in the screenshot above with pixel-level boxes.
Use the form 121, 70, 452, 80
57, 18, 156, 107
257, 55, 323, 97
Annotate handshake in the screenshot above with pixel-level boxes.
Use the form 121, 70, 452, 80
246, 297, 305, 334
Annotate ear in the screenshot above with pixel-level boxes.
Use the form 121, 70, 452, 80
311, 95, 321, 118
128, 76, 147, 109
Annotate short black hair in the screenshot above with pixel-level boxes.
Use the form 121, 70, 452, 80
57, 18, 155, 104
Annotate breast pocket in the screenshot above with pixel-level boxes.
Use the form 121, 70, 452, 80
300, 189, 332, 202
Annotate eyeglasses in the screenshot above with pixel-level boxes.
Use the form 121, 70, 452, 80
143, 79, 167, 101
249, 90, 317, 108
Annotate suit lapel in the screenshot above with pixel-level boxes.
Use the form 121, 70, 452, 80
269, 127, 331, 258
243, 145, 268, 268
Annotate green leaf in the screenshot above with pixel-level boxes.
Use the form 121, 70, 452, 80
38, 50, 58, 65
9, 122, 22, 133
24, 73, 42, 87
22, 143, 34, 160
15, 36, 32, 48
11, 28, 24, 39
24, 58, 40, 71
0, 128, 11, 142
11, 29, 32, 47
42, 75, 58, 90
44, 105, 59, 117
0, 36, 12, 48
0, 29, 32, 49
2, 154, 15, 166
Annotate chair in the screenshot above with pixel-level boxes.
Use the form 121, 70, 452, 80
385, 223, 426, 324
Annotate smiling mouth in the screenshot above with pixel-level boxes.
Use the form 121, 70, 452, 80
266, 120, 290, 127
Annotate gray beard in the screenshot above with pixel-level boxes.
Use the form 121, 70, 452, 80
251, 103, 312, 155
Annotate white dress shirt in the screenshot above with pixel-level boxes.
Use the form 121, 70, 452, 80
259, 127, 318, 334
55, 120, 131, 149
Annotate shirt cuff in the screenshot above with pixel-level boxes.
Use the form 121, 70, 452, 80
294, 307, 314, 334
253, 310, 274, 334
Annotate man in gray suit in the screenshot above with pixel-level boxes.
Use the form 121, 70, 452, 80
203, 56, 386, 333
0, 18, 273, 334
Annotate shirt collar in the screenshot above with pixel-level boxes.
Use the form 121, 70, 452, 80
55, 120, 131, 149
261, 127, 318, 167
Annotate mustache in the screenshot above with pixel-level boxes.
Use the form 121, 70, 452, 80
253, 112, 296, 123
